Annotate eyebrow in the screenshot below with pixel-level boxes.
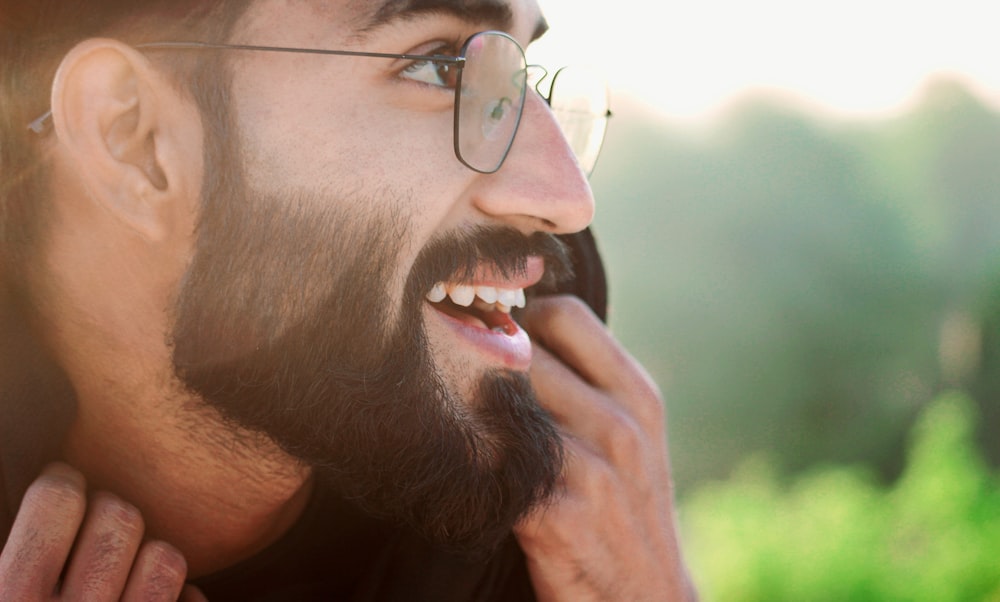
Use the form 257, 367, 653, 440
363, 0, 549, 42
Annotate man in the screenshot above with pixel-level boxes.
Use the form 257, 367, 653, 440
0, 0, 695, 599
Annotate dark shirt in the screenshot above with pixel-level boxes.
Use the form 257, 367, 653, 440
192, 478, 536, 601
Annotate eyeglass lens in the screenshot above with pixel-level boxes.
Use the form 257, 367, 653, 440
456, 32, 610, 175
548, 66, 610, 175
456, 32, 528, 173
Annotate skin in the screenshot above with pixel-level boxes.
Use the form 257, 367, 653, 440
0, 0, 696, 599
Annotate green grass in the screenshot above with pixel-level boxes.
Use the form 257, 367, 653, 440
681, 392, 1000, 602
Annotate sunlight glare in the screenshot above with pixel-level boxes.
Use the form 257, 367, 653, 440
533, 0, 1000, 120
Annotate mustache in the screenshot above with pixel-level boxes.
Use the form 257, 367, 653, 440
407, 227, 575, 300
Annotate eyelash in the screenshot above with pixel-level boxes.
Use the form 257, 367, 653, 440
399, 40, 463, 89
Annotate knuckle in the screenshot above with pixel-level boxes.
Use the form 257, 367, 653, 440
612, 367, 667, 425
526, 499, 588, 551
602, 411, 646, 465
578, 453, 619, 500
632, 389, 666, 425
0, 544, 43, 599
532, 293, 589, 322
22, 471, 87, 516
139, 540, 188, 589
553, 294, 592, 321
92, 493, 145, 537
86, 533, 133, 577
70, 498, 147, 599
524, 295, 558, 324
0, 471, 87, 598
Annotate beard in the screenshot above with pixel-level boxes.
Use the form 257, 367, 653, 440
169, 97, 574, 557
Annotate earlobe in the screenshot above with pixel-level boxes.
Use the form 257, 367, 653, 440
49, 38, 198, 242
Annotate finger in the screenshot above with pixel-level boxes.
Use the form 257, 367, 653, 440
179, 584, 210, 602
529, 342, 601, 421
0, 462, 87, 599
532, 342, 668, 466
522, 295, 660, 399
59, 492, 145, 600
514, 435, 607, 545
120, 540, 188, 602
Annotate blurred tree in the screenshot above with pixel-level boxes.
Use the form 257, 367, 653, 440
591, 88, 962, 489
586, 73, 1000, 602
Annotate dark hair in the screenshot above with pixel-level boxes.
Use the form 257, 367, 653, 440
0, 1, 249, 280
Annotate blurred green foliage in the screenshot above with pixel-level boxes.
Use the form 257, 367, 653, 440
681, 392, 1000, 601
589, 77, 1000, 491
588, 78, 1000, 596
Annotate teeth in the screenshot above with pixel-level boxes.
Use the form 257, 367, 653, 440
426, 281, 527, 310
448, 284, 476, 307
426, 282, 447, 303
475, 286, 498, 304
497, 288, 518, 308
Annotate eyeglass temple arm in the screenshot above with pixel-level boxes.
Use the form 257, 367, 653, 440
27, 41, 466, 135
28, 110, 53, 134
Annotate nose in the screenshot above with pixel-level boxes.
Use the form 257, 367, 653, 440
470, 91, 596, 234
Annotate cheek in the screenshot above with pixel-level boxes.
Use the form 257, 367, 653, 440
232, 75, 478, 271
238, 98, 435, 197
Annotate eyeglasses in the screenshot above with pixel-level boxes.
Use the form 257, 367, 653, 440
28, 30, 610, 175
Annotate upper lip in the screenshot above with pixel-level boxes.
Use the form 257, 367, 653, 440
460, 256, 546, 290
427, 256, 546, 291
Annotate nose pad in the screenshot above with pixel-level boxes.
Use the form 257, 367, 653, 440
527, 64, 551, 98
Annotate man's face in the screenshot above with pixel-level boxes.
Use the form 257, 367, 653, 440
170, 0, 594, 555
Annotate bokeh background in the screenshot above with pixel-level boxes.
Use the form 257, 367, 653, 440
533, 1, 1000, 599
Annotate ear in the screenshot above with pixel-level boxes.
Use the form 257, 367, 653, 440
49, 38, 202, 243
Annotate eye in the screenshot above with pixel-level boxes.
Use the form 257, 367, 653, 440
401, 58, 460, 89
399, 40, 462, 89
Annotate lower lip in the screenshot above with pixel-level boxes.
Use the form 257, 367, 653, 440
425, 303, 533, 371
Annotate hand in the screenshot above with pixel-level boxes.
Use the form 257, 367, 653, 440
0, 463, 205, 601
515, 295, 697, 601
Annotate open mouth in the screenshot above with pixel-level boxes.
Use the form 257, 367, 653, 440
425, 282, 527, 335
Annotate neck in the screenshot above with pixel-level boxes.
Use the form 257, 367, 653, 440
61, 368, 313, 577
25, 228, 315, 577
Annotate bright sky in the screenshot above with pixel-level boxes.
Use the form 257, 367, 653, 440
530, 0, 1000, 121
